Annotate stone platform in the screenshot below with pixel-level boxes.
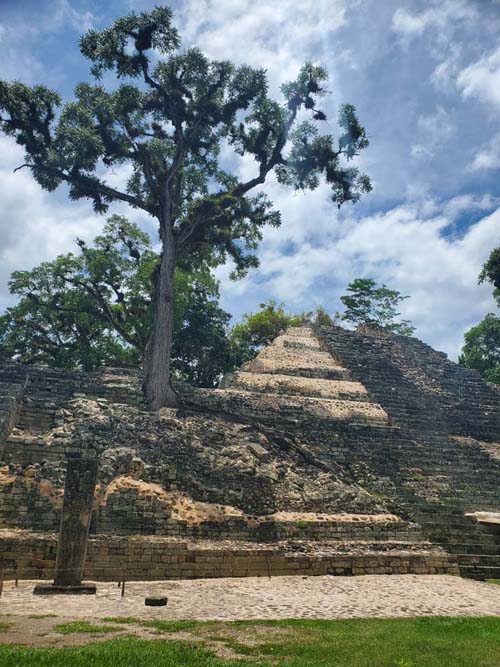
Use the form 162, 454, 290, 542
0, 530, 458, 581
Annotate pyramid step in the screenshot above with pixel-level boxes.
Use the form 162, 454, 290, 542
221, 371, 371, 401
442, 544, 500, 555
459, 565, 500, 580
192, 388, 390, 426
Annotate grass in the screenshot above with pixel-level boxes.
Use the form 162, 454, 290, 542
28, 614, 58, 620
53, 621, 121, 635
0, 638, 236, 667
486, 579, 500, 585
141, 620, 200, 633
90, 618, 209, 635
0, 622, 11, 632
0, 616, 499, 666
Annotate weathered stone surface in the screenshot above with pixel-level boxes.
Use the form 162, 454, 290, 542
0, 529, 458, 581
53, 452, 97, 587
221, 371, 369, 401
33, 583, 96, 595
1, 325, 500, 581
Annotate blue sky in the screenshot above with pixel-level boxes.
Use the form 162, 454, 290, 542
1, 0, 500, 358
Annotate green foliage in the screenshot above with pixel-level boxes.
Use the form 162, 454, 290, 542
230, 300, 301, 362
311, 306, 335, 327
170, 268, 236, 387
479, 246, 500, 302
459, 314, 500, 383
0, 217, 234, 387
53, 621, 119, 634
339, 278, 415, 336
0, 9, 370, 271
0, 215, 153, 370
460, 245, 500, 384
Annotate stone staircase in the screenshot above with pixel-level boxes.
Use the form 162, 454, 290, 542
0, 363, 143, 443
3, 325, 497, 580
182, 326, 457, 576
187, 328, 390, 428
316, 324, 500, 580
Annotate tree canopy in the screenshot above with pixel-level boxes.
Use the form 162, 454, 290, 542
460, 246, 500, 384
230, 300, 302, 362
339, 278, 415, 336
459, 314, 500, 384
0, 216, 235, 387
0, 5, 372, 407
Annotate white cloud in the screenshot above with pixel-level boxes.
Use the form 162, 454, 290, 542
50, 0, 95, 33
1, 0, 499, 367
0, 136, 133, 311
468, 132, 500, 171
431, 44, 463, 90
218, 188, 499, 359
411, 106, 456, 161
392, 1, 476, 40
457, 46, 500, 109
178, 0, 348, 93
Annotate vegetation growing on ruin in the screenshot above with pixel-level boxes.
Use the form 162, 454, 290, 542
229, 300, 302, 362
339, 278, 415, 336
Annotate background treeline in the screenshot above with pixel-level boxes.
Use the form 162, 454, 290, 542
0, 216, 419, 387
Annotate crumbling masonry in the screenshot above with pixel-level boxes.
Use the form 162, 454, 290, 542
0, 325, 499, 581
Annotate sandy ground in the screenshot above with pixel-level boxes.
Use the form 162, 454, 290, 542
0, 575, 499, 647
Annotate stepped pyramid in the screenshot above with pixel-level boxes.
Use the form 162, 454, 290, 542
0, 325, 499, 580
190, 326, 389, 427
187, 325, 500, 580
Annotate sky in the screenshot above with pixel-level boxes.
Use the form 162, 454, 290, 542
0, 0, 500, 359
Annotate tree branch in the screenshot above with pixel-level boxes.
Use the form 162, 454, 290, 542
36, 163, 156, 214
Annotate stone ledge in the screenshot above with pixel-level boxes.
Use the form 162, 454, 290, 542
0, 530, 459, 581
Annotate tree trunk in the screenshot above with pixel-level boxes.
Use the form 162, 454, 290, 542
142, 229, 178, 409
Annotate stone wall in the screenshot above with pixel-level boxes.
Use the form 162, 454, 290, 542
0, 381, 24, 459
0, 530, 458, 581
0, 364, 142, 436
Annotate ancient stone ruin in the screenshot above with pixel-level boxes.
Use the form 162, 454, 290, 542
0, 324, 499, 582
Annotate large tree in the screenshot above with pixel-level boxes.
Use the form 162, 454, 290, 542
0, 216, 235, 386
0, 6, 371, 407
339, 278, 415, 336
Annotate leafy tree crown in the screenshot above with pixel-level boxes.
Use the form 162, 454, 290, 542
339, 278, 415, 336
0, 216, 235, 385
0, 5, 371, 280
